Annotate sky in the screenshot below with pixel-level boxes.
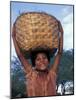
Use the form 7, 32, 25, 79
11, 1, 74, 56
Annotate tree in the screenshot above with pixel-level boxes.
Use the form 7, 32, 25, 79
11, 56, 27, 98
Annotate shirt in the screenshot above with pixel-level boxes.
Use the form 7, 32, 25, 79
24, 65, 57, 97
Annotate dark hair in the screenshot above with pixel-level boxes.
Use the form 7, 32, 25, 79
30, 50, 50, 66
30, 48, 57, 66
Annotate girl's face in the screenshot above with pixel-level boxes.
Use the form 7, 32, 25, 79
35, 53, 49, 70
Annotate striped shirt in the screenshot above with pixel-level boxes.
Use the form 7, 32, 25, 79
24, 66, 57, 97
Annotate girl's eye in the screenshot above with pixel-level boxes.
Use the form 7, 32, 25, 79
35, 57, 40, 61
36, 56, 47, 61
36, 58, 40, 61
43, 56, 47, 59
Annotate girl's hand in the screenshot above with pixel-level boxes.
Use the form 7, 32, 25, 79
58, 34, 63, 54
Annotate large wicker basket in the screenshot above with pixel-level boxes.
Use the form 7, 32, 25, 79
13, 12, 62, 58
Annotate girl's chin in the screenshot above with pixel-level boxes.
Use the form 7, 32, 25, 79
36, 66, 47, 71
40, 67, 46, 70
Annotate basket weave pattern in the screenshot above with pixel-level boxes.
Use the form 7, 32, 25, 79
15, 12, 59, 51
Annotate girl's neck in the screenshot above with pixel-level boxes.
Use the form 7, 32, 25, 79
35, 67, 49, 73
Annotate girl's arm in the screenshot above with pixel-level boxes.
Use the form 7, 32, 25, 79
50, 21, 63, 74
12, 24, 32, 74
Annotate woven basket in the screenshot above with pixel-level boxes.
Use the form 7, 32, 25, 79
13, 12, 61, 58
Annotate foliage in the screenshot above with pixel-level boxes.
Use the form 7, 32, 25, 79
11, 56, 27, 98
57, 49, 74, 83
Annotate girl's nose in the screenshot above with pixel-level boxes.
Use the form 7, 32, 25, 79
40, 58, 44, 63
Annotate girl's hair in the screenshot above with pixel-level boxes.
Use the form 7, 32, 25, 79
30, 48, 57, 66
30, 50, 50, 66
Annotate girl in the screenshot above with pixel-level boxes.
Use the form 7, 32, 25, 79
12, 21, 63, 97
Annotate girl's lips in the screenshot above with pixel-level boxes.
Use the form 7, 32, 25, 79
38, 63, 46, 68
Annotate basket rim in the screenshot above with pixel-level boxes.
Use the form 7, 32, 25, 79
14, 11, 59, 26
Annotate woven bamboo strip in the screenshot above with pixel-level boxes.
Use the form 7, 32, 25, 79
14, 12, 61, 52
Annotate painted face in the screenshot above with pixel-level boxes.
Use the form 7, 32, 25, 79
35, 53, 49, 70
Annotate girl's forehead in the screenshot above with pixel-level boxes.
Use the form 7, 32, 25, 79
36, 53, 47, 57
